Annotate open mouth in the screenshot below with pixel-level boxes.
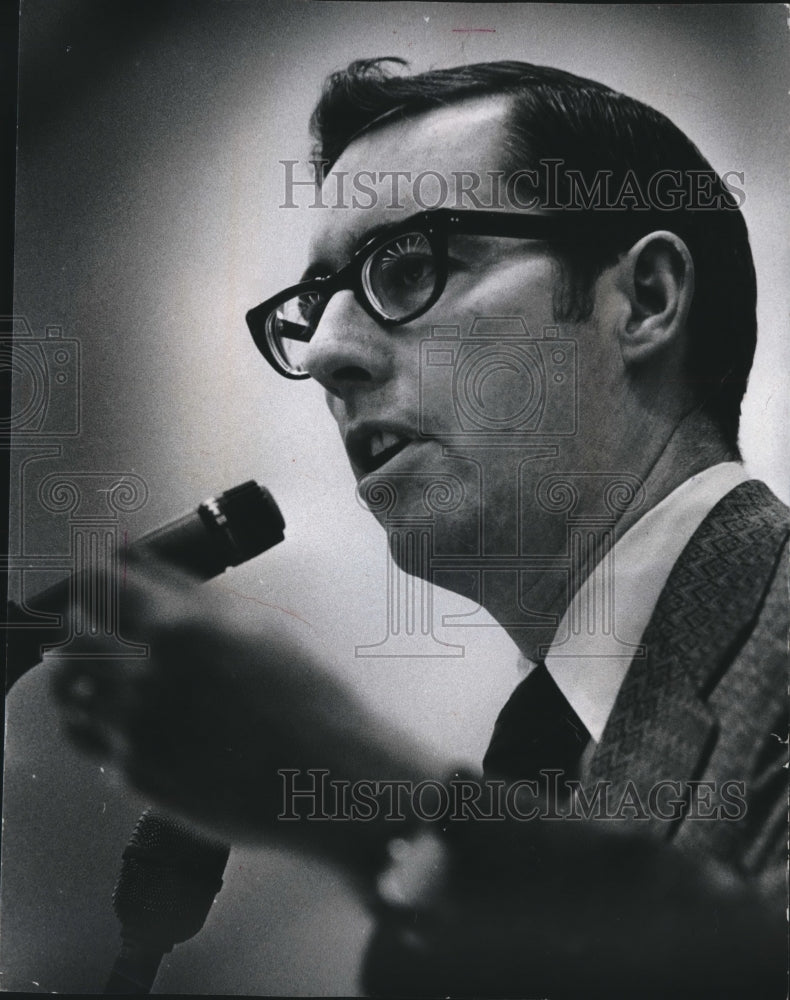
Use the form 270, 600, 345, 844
351, 429, 414, 474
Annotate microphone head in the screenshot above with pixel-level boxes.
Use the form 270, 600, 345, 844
132, 479, 286, 580
112, 808, 231, 949
205, 480, 285, 566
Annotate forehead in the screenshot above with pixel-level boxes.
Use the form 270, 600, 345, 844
308, 96, 512, 265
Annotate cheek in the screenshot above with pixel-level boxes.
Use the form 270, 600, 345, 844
456, 257, 559, 321
575, 325, 624, 416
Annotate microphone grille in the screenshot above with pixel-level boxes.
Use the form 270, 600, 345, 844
112, 808, 231, 948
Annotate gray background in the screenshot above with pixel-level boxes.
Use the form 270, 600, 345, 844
3, 2, 788, 994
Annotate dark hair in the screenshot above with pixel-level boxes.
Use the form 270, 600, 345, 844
309, 58, 757, 451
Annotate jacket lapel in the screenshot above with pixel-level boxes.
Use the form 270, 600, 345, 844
587, 480, 790, 834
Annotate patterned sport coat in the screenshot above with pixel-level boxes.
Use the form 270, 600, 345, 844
362, 479, 789, 998
587, 479, 789, 898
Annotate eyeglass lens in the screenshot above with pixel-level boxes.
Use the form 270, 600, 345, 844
265, 230, 439, 374
362, 231, 437, 321
265, 292, 324, 374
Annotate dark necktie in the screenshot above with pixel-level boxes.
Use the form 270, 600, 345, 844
483, 661, 590, 783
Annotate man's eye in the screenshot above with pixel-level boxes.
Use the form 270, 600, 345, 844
386, 255, 435, 287
298, 292, 325, 326
379, 235, 436, 287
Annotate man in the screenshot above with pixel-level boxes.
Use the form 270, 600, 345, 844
54, 60, 787, 996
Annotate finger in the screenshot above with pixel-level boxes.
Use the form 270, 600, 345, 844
51, 656, 155, 743
375, 832, 450, 910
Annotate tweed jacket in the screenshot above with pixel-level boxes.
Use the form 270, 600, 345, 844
361, 479, 789, 998
585, 478, 789, 895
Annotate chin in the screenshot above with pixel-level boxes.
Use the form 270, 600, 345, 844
382, 504, 480, 573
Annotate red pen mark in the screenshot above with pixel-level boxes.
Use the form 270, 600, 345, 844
122, 530, 128, 587
452, 28, 496, 33
218, 583, 315, 628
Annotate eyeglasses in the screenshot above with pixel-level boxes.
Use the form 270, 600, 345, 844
246, 208, 597, 379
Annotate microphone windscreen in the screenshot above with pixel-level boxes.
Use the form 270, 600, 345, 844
112, 808, 231, 950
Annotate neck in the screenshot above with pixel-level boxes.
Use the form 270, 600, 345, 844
613, 407, 738, 538
495, 408, 738, 661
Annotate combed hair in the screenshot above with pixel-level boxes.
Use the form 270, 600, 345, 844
310, 58, 757, 451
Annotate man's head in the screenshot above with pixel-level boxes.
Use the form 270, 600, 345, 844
247, 58, 757, 617
306, 58, 756, 452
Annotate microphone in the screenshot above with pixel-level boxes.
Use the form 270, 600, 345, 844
105, 809, 232, 994
5, 480, 285, 692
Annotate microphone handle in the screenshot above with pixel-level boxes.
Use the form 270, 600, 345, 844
5, 480, 284, 692
4, 511, 225, 693
104, 942, 165, 995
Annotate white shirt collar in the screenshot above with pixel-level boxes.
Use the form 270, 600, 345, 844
517, 463, 750, 742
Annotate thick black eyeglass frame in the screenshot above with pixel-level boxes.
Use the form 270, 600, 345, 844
245, 207, 597, 380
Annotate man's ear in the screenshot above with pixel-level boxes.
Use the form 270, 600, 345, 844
613, 231, 695, 366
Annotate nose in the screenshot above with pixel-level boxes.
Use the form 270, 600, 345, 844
304, 290, 392, 397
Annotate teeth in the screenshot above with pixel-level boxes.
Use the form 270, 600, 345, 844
370, 430, 402, 458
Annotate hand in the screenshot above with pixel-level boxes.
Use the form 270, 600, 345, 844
364, 819, 786, 999
49, 563, 427, 860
